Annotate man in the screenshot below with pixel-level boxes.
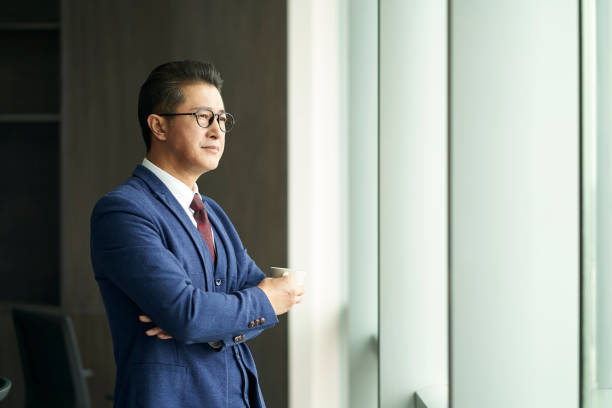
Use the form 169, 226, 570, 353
90, 60, 303, 407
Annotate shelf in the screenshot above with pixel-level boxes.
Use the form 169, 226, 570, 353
0, 30, 59, 113
0, 1, 58, 24
0, 114, 60, 123
0, 1, 60, 307
0, 123, 59, 304
0, 23, 59, 30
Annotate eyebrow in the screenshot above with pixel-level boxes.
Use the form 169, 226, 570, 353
191, 106, 226, 113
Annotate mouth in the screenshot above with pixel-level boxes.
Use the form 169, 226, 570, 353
202, 146, 220, 153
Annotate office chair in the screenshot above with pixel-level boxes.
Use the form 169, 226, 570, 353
0, 377, 11, 401
12, 306, 91, 408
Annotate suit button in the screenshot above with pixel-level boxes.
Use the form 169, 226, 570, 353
234, 335, 241, 343
248, 321, 255, 328
215, 279, 222, 286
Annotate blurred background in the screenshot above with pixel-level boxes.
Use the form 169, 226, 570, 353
0, 0, 289, 407
0, 0, 610, 408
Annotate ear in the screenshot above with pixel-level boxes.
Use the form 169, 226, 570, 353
147, 114, 168, 142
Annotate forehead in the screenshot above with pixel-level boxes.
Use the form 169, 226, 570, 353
178, 82, 225, 112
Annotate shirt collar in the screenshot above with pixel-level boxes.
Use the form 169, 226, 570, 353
141, 158, 200, 210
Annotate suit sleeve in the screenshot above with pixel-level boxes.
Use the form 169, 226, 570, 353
229, 249, 272, 343
90, 194, 278, 347
238, 248, 268, 290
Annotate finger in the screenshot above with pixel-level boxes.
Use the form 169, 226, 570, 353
157, 333, 173, 340
146, 327, 164, 336
296, 286, 305, 296
139, 315, 153, 323
295, 295, 303, 304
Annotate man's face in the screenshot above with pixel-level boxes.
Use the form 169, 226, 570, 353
164, 82, 226, 176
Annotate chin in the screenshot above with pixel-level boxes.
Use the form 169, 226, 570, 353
200, 162, 219, 173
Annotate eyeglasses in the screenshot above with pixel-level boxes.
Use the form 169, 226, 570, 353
157, 109, 235, 133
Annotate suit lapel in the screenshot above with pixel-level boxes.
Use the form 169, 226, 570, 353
133, 165, 212, 291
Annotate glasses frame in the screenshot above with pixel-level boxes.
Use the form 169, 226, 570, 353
157, 109, 235, 133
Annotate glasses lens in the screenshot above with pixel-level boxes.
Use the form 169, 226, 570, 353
221, 113, 235, 133
195, 110, 214, 128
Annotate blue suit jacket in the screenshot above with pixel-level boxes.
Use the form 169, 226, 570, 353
90, 165, 278, 407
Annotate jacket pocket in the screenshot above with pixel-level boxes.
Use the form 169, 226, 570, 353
129, 362, 188, 407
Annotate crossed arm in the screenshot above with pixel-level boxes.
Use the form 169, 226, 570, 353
91, 195, 304, 344
140, 274, 304, 340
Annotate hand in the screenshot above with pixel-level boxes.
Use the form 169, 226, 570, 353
138, 315, 173, 340
257, 275, 305, 315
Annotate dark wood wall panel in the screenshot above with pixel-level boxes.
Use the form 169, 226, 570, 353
61, 1, 287, 407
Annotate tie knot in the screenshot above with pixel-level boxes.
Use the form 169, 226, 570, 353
190, 194, 205, 212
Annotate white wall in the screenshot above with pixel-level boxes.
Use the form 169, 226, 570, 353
582, 0, 599, 404
450, 1, 580, 407
379, 1, 449, 407
595, 0, 612, 391
348, 0, 379, 407
289, 1, 582, 407
584, 0, 612, 406
287, 0, 348, 407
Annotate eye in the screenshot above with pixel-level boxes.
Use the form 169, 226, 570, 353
197, 111, 213, 121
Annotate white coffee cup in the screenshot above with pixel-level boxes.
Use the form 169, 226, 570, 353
269, 266, 305, 286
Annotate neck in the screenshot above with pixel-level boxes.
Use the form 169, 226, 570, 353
146, 151, 199, 192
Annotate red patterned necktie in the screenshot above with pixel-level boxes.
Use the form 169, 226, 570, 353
190, 193, 216, 264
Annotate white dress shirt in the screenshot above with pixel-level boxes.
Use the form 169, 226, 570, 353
141, 158, 214, 246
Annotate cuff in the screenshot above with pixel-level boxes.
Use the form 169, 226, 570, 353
221, 286, 279, 347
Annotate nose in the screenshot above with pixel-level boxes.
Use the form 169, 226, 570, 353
207, 116, 223, 138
